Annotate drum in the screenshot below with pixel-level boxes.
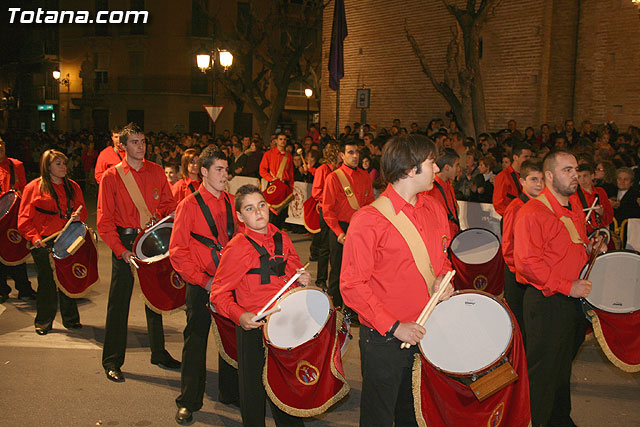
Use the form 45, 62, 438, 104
264, 286, 332, 350
303, 196, 321, 234
588, 227, 616, 252
581, 250, 640, 313
132, 217, 173, 263
263, 179, 293, 211
0, 190, 30, 265
449, 228, 504, 295
51, 221, 87, 259
419, 290, 514, 378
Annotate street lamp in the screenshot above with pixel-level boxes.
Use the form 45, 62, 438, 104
53, 69, 71, 131
305, 88, 313, 131
196, 46, 233, 135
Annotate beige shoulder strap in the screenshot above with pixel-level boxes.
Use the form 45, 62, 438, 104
537, 193, 585, 245
371, 196, 436, 294
116, 162, 152, 229
275, 153, 288, 180
335, 168, 360, 210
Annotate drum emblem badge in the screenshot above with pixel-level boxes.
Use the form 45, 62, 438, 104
152, 188, 160, 200
296, 360, 320, 385
473, 274, 488, 291
72, 263, 88, 279
7, 228, 22, 244
488, 401, 505, 427
170, 271, 186, 289
441, 235, 448, 253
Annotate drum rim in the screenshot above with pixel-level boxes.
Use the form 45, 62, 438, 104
449, 227, 501, 262
133, 221, 173, 261
418, 289, 515, 377
588, 227, 611, 245
263, 285, 333, 350
581, 249, 640, 312
0, 190, 18, 221
51, 221, 88, 259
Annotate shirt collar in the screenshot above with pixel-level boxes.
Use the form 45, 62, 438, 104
245, 222, 278, 244
382, 184, 425, 214
541, 187, 573, 218
122, 157, 146, 174
198, 183, 226, 202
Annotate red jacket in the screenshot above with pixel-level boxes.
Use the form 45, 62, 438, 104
259, 148, 294, 188
493, 165, 522, 216
94, 145, 125, 185
322, 165, 374, 237
0, 157, 26, 193
502, 194, 528, 273
569, 186, 614, 235
426, 175, 460, 237
311, 163, 334, 208
171, 177, 201, 204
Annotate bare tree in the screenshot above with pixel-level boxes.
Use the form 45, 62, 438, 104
406, 0, 501, 138
214, 0, 326, 139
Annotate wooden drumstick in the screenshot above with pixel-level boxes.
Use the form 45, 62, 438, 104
296, 148, 308, 169
254, 262, 310, 318
129, 256, 140, 270
251, 305, 282, 322
401, 270, 456, 349
53, 205, 83, 245
584, 237, 605, 280
583, 197, 599, 224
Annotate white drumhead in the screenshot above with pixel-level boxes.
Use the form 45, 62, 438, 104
420, 292, 513, 375
583, 251, 640, 313
265, 287, 331, 349
450, 229, 500, 264
134, 223, 172, 262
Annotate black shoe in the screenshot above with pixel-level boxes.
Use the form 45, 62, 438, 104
64, 322, 83, 330
218, 395, 240, 407
175, 407, 193, 425
18, 290, 36, 301
105, 368, 125, 382
0, 294, 8, 304
35, 327, 50, 336
152, 355, 181, 371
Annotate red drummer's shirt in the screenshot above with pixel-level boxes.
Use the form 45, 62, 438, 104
493, 165, 522, 216
94, 145, 125, 185
568, 186, 614, 235
502, 195, 528, 273
311, 163, 334, 208
210, 224, 303, 325
97, 158, 176, 258
513, 187, 589, 297
17, 178, 87, 244
171, 177, 201, 204
426, 175, 460, 237
259, 148, 294, 188
0, 158, 26, 193
322, 164, 374, 237
169, 184, 239, 289
341, 184, 453, 335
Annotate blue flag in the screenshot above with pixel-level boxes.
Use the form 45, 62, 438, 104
328, 0, 347, 91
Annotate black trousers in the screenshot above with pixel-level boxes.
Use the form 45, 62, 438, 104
236, 326, 304, 427
503, 266, 528, 349
176, 284, 238, 411
0, 262, 32, 296
270, 208, 289, 230
359, 326, 418, 427
315, 208, 330, 287
524, 287, 588, 427
328, 221, 348, 308
31, 247, 79, 329
102, 241, 167, 370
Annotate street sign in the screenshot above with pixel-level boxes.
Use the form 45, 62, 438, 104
204, 105, 224, 124
356, 89, 370, 109
37, 104, 54, 111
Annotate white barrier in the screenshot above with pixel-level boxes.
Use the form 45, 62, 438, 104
625, 218, 640, 251
226, 176, 261, 196
457, 201, 502, 240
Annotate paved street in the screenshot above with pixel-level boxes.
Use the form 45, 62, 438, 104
0, 197, 638, 426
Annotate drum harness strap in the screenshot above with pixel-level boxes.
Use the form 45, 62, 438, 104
577, 187, 600, 226
188, 182, 198, 194
506, 171, 523, 200
190, 190, 234, 268
34, 179, 73, 219
518, 193, 530, 204
245, 232, 286, 284
335, 167, 361, 211
433, 180, 460, 227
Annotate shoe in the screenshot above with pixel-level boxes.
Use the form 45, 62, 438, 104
18, 291, 36, 301
0, 294, 8, 304
105, 368, 125, 382
152, 355, 181, 371
35, 327, 50, 336
64, 322, 83, 330
175, 407, 193, 424
218, 395, 240, 407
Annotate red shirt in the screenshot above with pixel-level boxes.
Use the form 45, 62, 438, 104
502, 195, 528, 273
169, 185, 239, 289
259, 148, 294, 188
94, 145, 125, 185
210, 224, 303, 324
426, 175, 460, 237
311, 163, 334, 207
493, 165, 522, 216
322, 165, 374, 237
0, 157, 26, 193
513, 187, 588, 297
17, 178, 87, 243
97, 158, 176, 257
171, 177, 201, 203
341, 184, 453, 335
568, 186, 614, 235
81, 149, 99, 172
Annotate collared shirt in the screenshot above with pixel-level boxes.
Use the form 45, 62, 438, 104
341, 184, 453, 335
210, 223, 303, 324
259, 148, 294, 188
311, 163, 334, 207
569, 186, 614, 234
97, 158, 176, 257
171, 177, 201, 203
513, 187, 588, 297
493, 165, 521, 216
0, 157, 26, 193
169, 184, 238, 289
94, 145, 125, 185
502, 196, 527, 273
322, 164, 374, 237
426, 175, 460, 237
17, 178, 87, 243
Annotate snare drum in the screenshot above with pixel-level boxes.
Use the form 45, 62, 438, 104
0, 190, 30, 265
419, 290, 514, 378
589, 227, 616, 252
581, 250, 640, 313
52, 221, 87, 259
132, 217, 173, 262
264, 286, 332, 350
449, 228, 505, 295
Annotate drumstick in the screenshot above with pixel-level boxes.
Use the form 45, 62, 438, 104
583, 237, 605, 280
401, 270, 456, 349
27, 206, 83, 249
251, 305, 282, 322
255, 262, 310, 317
583, 197, 599, 224
53, 206, 83, 245
296, 148, 308, 169
129, 256, 140, 270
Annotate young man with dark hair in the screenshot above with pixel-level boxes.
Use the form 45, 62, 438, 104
97, 122, 180, 383
493, 142, 533, 216
341, 134, 453, 425
427, 148, 460, 238
259, 132, 294, 229
569, 163, 613, 235
95, 125, 124, 185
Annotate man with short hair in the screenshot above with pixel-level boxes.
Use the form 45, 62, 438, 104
95, 126, 124, 185
427, 149, 460, 238
259, 132, 294, 229
493, 143, 532, 216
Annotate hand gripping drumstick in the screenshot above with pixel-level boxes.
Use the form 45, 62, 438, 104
400, 270, 456, 349
251, 262, 310, 322
27, 206, 84, 249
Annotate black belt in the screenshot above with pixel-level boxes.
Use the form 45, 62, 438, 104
116, 226, 142, 252
116, 226, 142, 235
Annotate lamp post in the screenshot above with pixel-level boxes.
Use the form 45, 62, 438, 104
53, 69, 70, 131
197, 46, 233, 135
305, 88, 313, 131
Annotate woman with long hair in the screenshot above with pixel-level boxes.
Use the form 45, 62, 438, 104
595, 160, 617, 197
171, 148, 200, 203
17, 149, 87, 335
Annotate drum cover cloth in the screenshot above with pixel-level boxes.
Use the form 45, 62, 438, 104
132, 256, 186, 313
450, 229, 505, 296
303, 196, 320, 234
0, 191, 30, 265
210, 311, 238, 368
588, 308, 640, 372
50, 229, 99, 298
